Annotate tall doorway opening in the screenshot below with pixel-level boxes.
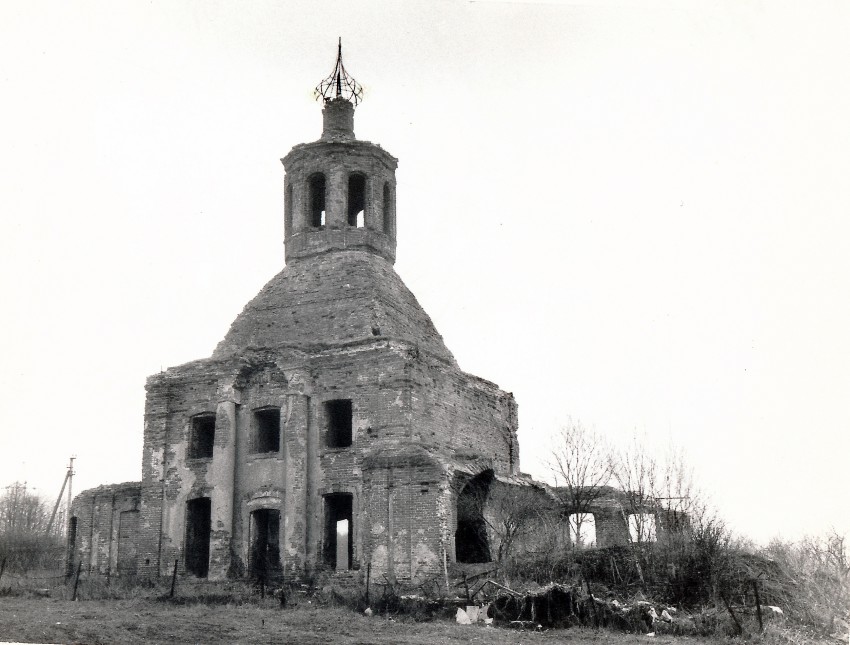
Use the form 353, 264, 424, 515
323, 493, 353, 571
455, 471, 493, 563
185, 497, 211, 577
250, 509, 281, 580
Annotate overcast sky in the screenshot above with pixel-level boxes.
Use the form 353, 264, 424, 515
1, 0, 848, 544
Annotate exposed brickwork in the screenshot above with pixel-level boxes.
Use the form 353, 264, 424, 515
69, 94, 520, 583
68, 482, 142, 577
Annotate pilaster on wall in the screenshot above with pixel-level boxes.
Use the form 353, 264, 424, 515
283, 393, 310, 574
139, 377, 170, 578
209, 394, 238, 579
327, 168, 346, 229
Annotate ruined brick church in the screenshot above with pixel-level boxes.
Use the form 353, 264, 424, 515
69, 48, 523, 582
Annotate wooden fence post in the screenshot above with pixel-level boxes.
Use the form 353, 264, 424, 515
72, 562, 82, 601
721, 593, 743, 635
169, 559, 178, 599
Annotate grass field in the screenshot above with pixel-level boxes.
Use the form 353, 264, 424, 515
0, 594, 823, 645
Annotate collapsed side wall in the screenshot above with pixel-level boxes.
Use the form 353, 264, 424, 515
68, 482, 142, 577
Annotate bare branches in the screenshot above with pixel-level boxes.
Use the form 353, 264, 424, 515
547, 421, 612, 547
0, 482, 62, 537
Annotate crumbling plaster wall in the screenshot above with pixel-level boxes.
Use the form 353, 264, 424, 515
133, 334, 517, 583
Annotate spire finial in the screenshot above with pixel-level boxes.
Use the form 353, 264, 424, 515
315, 38, 363, 106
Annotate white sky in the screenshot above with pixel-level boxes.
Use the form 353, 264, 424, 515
1, 0, 848, 545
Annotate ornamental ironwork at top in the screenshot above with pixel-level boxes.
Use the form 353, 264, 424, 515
314, 38, 364, 106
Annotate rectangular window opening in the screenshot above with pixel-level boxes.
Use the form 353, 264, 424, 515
323, 493, 353, 571
325, 399, 353, 448
253, 407, 281, 454
566, 512, 596, 548
628, 512, 658, 543
189, 413, 216, 459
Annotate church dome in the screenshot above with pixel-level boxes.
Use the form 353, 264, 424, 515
212, 250, 457, 364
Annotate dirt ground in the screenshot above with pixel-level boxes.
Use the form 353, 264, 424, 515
0, 597, 731, 645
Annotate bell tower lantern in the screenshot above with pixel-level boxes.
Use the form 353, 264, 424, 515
282, 40, 398, 263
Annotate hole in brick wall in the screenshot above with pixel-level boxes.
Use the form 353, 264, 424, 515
347, 173, 366, 227
250, 508, 281, 579
325, 399, 352, 448
455, 471, 493, 564
323, 493, 353, 571
308, 172, 326, 227
628, 513, 658, 543
566, 513, 596, 548
185, 497, 211, 578
189, 413, 216, 459
252, 407, 280, 453
382, 182, 392, 234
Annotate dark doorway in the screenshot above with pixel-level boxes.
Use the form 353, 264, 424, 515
117, 510, 139, 575
250, 509, 281, 580
185, 497, 211, 577
455, 471, 493, 563
323, 493, 353, 571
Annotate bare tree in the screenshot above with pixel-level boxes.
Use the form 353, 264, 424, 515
610, 433, 661, 544
483, 481, 557, 563
0, 482, 65, 573
454, 472, 557, 567
0, 482, 53, 536
548, 421, 612, 548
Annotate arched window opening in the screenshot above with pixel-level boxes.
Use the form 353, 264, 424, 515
347, 173, 366, 227
455, 471, 493, 563
323, 493, 353, 571
250, 508, 281, 580
308, 173, 326, 228
185, 497, 211, 577
566, 513, 596, 548
382, 183, 392, 234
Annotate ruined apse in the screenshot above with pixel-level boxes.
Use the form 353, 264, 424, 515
68, 50, 521, 583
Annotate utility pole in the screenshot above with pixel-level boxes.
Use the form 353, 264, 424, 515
45, 457, 75, 537
66, 456, 75, 536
